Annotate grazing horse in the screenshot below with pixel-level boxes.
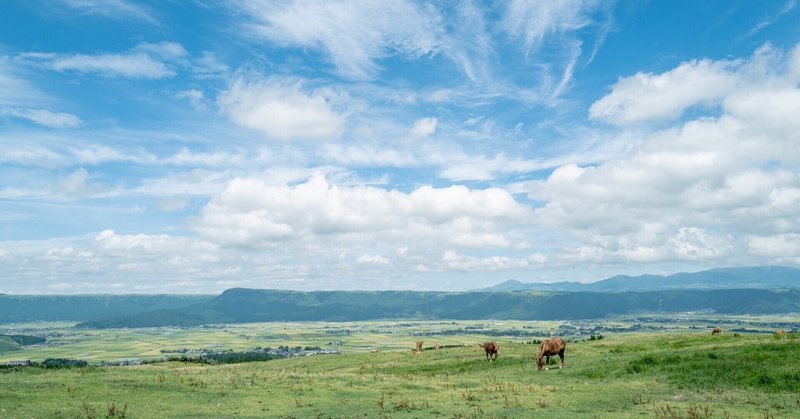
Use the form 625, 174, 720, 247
775, 330, 787, 337
415, 340, 424, 353
537, 337, 566, 371
711, 327, 722, 335
433, 342, 441, 351
478, 341, 499, 361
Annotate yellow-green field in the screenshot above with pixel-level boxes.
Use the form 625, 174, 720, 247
1, 317, 799, 418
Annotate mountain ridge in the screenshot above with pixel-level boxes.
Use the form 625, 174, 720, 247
480, 266, 800, 292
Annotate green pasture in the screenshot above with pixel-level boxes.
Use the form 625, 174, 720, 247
0, 321, 799, 418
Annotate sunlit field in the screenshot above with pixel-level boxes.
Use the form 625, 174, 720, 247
1, 317, 799, 418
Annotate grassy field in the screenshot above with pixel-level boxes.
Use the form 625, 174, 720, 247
1, 319, 799, 418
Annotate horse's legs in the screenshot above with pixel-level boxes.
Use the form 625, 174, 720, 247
558, 350, 565, 368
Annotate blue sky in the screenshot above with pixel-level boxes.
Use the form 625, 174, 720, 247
2, 1, 800, 294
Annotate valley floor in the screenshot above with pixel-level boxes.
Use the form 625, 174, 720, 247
0, 318, 799, 418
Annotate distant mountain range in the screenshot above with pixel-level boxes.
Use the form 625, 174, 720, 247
2, 266, 798, 327
0, 294, 212, 324
480, 266, 800, 292
79, 287, 800, 328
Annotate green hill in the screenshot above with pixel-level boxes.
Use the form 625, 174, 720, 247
0, 294, 213, 324
0, 336, 20, 353
78, 288, 800, 328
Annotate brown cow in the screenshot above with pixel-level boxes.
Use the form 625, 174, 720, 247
537, 337, 566, 371
415, 340, 424, 353
711, 327, 722, 335
478, 341, 499, 361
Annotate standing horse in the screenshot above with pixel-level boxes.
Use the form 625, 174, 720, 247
478, 341, 499, 361
537, 337, 566, 371
711, 327, 722, 335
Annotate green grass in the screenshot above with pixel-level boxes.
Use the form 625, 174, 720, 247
0, 337, 19, 353
1, 330, 799, 418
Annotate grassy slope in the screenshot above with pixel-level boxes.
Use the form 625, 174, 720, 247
0, 336, 19, 353
1, 333, 799, 418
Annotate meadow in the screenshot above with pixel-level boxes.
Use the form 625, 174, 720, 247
0, 317, 799, 418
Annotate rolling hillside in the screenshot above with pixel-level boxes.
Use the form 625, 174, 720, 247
78, 287, 800, 328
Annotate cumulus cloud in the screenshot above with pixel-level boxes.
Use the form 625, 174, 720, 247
411, 117, 438, 137
589, 59, 738, 125
218, 77, 345, 140
590, 44, 800, 126
235, 0, 442, 80
193, 172, 531, 250
526, 42, 800, 267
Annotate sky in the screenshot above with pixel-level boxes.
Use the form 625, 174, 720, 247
1, 1, 800, 294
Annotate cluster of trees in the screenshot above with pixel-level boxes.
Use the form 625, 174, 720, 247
168, 351, 282, 365
0, 334, 46, 345
1, 358, 88, 369
166, 346, 330, 365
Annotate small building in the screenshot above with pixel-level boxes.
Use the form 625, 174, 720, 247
6, 360, 31, 366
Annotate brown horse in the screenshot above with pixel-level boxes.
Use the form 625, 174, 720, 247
537, 337, 566, 371
775, 330, 787, 337
711, 327, 722, 335
433, 342, 441, 351
479, 341, 499, 361
415, 340, 424, 353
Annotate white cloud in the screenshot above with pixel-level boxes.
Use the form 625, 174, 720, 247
748, 234, 800, 258
175, 89, 206, 110
57, 0, 157, 23
17, 41, 192, 79
356, 254, 390, 265
218, 77, 346, 141
94, 229, 218, 256
55, 167, 107, 198
525, 43, 800, 268
499, 0, 609, 97
236, 0, 443, 80
590, 44, 800, 126
20, 51, 174, 79
319, 143, 418, 167
133, 42, 188, 60
411, 117, 438, 137
501, 0, 599, 55
193, 172, 531, 249
3, 107, 82, 128
589, 59, 738, 125
741, 0, 797, 39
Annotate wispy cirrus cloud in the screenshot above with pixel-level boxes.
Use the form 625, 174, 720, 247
740, 0, 796, 39
2, 107, 82, 128
17, 42, 188, 79
233, 0, 443, 80
499, 0, 613, 98
56, 0, 157, 24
